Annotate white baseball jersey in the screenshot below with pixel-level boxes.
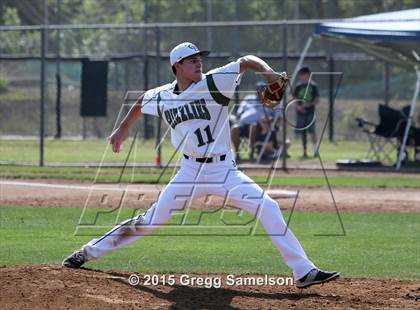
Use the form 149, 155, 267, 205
141, 61, 242, 157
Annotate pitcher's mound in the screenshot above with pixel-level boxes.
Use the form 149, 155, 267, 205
1, 265, 418, 309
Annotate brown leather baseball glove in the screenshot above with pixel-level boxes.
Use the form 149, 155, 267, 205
261, 72, 289, 108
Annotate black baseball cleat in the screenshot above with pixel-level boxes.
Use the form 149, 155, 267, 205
62, 249, 87, 268
296, 268, 340, 289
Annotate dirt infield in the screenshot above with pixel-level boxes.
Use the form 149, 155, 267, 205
1, 180, 419, 213
1, 265, 419, 309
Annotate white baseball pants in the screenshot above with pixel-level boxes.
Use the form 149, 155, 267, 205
82, 153, 316, 280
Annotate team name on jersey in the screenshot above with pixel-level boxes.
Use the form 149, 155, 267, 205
164, 98, 211, 129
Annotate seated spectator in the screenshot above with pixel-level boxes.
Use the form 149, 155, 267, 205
231, 82, 278, 162
254, 116, 291, 162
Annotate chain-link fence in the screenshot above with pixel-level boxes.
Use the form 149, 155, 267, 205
0, 20, 418, 166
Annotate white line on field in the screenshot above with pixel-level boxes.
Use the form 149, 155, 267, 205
0, 180, 297, 198
0, 180, 123, 191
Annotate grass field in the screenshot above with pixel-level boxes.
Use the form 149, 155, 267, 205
0, 138, 377, 164
0, 206, 418, 280
2, 139, 419, 188
1, 165, 419, 188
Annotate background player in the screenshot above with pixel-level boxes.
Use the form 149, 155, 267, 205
293, 66, 320, 158
63, 42, 339, 289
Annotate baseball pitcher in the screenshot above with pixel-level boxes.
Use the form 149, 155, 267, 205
63, 42, 339, 289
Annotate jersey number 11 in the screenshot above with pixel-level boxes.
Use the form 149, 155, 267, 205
194, 125, 215, 147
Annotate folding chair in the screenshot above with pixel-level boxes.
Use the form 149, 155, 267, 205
237, 127, 256, 159
356, 104, 407, 163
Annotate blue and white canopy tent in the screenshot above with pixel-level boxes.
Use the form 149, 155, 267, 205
293, 9, 420, 169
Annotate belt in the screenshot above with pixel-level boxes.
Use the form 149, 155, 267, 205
183, 154, 226, 163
